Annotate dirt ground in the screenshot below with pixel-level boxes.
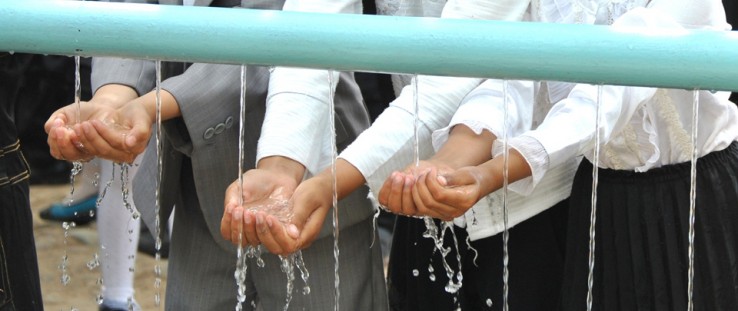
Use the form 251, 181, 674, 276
30, 184, 167, 311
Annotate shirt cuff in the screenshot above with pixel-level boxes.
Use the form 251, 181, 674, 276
493, 134, 550, 195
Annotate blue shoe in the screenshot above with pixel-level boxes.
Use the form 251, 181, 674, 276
39, 195, 98, 225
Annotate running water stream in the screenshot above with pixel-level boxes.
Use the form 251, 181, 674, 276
686, 89, 700, 311
153, 59, 163, 307
586, 85, 604, 311
328, 69, 340, 311
500, 80, 511, 311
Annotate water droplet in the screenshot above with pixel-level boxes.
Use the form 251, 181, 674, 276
709, 89, 718, 94
412, 269, 419, 277
429, 273, 436, 282
8, 50, 14, 55
486, 298, 493, 307
131, 211, 140, 220
428, 264, 434, 273
97, 294, 104, 304
61, 274, 71, 285
302, 286, 311, 295
89, 210, 95, 217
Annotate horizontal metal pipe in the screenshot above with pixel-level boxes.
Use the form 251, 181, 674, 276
1, 1, 738, 91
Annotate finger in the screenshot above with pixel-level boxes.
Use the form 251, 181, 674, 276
439, 169, 477, 188
400, 174, 417, 216
242, 210, 260, 246
254, 212, 284, 255
220, 204, 234, 242
78, 122, 135, 163
45, 115, 68, 134
386, 172, 405, 215
377, 172, 395, 209
413, 172, 456, 220
265, 215, 300, 254
427, 169, 478, 218
295, 200, 331, 250
53, 126, 87, 161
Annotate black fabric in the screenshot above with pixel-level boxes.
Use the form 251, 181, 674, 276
0, 53, 44, 310
0, 53, 89, 184
0, 143, 43, 311
561, 142, 738, 311
388, 199, 568, 311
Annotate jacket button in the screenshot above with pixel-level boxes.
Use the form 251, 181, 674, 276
224, 116, 234, 128
214, 123, 226, 134
204, 128, 215, 140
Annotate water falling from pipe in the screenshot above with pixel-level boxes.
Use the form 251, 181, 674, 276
586, 85, 604, 311
328, 69, 340, 311
501, 80, 511, 311
153, 59, 163, 308
687, 89, 700, 311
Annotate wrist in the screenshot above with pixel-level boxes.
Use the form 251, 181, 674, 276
257, 156, 307, 184
92, 84, 139, 108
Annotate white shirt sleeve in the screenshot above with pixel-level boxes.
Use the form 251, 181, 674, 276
256, 0, 362, 176
431, 79, 535, 151
341, 0, 533, 193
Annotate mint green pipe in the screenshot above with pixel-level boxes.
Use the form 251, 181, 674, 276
1, 1, 738, 91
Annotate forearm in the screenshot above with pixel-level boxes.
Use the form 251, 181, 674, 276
125, 88, 181, 124
477, 148, 532, 196
315, 158, 366, 201
432, 125, 496, 169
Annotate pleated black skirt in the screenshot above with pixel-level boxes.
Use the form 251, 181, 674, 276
561, 142, 738, 311
387, 198, 569, 311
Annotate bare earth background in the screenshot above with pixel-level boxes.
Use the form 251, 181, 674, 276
30, 184, 167, 311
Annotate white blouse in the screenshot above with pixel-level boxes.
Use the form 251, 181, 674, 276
432, 80, 579, 240
505, 3, 738, 195
340, 0, 532, 193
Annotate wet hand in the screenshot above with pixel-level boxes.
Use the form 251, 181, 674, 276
377, 160, 450, 219
264, 174, 334, 256
74, 101, 154, 163
412, 166, 488, 221
45, 101, 114, 162
220, 168, 298, 250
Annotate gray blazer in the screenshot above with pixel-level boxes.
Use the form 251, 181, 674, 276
92, 0, 375, 251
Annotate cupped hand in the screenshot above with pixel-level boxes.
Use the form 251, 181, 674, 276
240, 173, 334, 256
74, 100, 154, 163
412, 166, 489, 221
220, 168, 299, 251
377, 160, 452, 219
45, 101, 115, 162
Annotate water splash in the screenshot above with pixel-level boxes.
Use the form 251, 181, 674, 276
586, 85, 604, 311
119, 163, 140, 220
687, 90, 700, 311
328, 69, 340, 311
59, 221, 76, 285
294, 251, 311, 295
465, 235, 479, 267
86, 253, 100, 270
279, 255, 296, 311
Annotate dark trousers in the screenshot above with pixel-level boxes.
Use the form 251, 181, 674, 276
0, 142, 43, 311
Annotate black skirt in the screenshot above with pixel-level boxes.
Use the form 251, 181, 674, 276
561, 142, 738, 311
387, 198, 569, 311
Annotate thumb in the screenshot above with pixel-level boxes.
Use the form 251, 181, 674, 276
438, 169, 477, 188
